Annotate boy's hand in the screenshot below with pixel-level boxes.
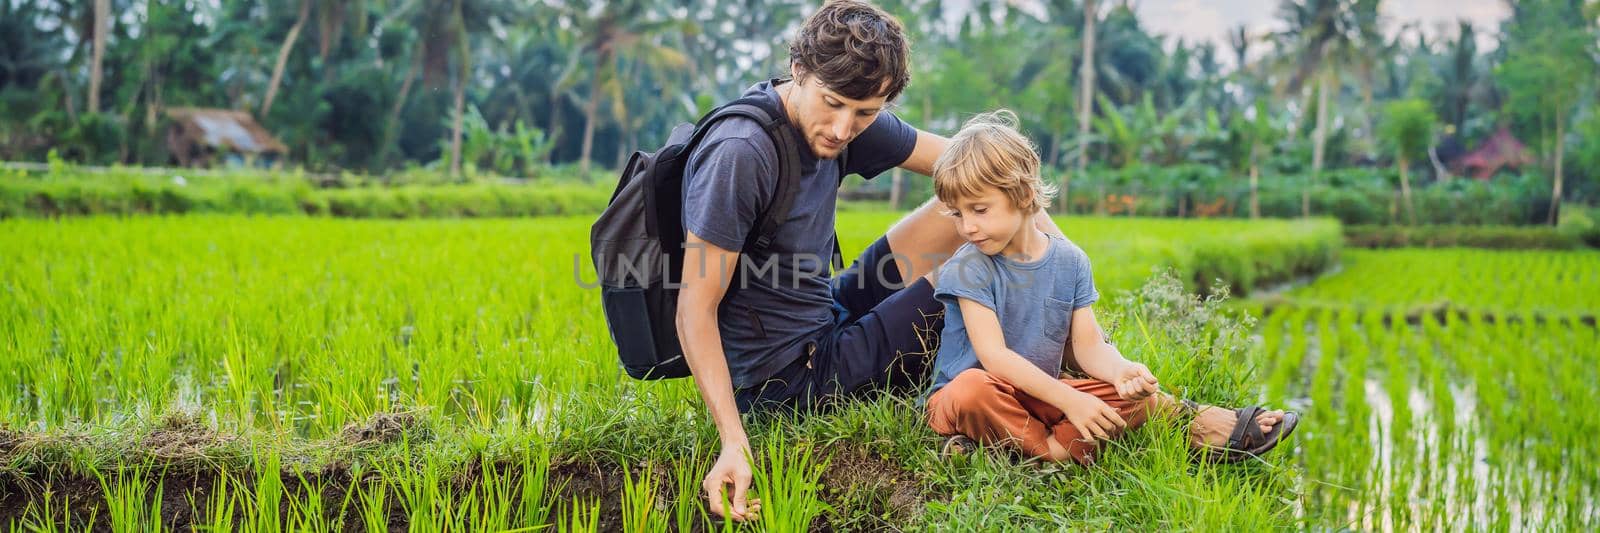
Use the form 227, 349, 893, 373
1060, 389, 1127, 441
1113, 362, 1159, 401
704, 443, 761, 522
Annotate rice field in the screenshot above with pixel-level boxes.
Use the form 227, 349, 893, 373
1261, 249, 1600, 530
0, 214, 1332, 434
5, 213, 1592, 530
0, 213, 1339, 530
1280, 248, 1600, 316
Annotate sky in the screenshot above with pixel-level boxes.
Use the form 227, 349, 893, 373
1132, 0, 1512, 67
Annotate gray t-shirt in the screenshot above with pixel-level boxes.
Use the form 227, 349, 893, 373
681, 79, 918, 388
927, 235, 1100, 396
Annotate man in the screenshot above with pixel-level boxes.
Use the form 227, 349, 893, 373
678, 1, 1282, 522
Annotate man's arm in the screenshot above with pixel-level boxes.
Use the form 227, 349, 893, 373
898, 129, 947, 177
900, 128, 1064, 239
1033, 209, 1065, 239
677, 230, 759, 522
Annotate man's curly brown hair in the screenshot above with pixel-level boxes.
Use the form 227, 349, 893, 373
788, 1, 912, 102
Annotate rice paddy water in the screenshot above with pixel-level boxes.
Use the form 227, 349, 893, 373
1262, 248, 1600, 530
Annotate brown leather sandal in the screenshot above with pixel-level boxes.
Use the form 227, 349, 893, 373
1192, 404, 1300, 463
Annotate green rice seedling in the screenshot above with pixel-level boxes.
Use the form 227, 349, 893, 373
517, 444, 559, 528
1285, 248, 1600, 315
1337, 310, 1372, 526
380, 440, 447, 529
1268, 247, 1600, 530
560, 496, 601, 533
358, 482, 390, 533
17, 489, 83, 533
620, 462, 669, 533
444, 481, 485, 533
671, 449, 710, 532
94, 465, 164, 533
462, 454, 517, 532
1258, 310, 1288, 402
752, 435, 831, 533
1304, 309, 1340, 508
287, 471, 332, 533
248, 450, 285, 532
188, 473, 240, 532
1270, 307, 1312, 402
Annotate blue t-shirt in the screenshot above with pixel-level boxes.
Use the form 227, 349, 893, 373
681, 79, 918, 388
927, 235, 1100, 397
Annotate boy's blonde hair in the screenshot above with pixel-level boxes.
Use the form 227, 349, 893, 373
933, 110, 1057, 215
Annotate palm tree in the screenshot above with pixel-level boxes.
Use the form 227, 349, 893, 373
1348, 0, 1384, 137
262, 0, 312, 116
1231, 102, 1280, 219
88, 0, 108, 114
1378, 99, 1437, 225
1228, 25, 1251, 74
447, 0, 469, 178
1271, 0, 1358, 217
1437, 21, 1478, 134
1076, 0, 1098, 187
0, 1, 68, 91
404, 0, 500, 177
560, 0, 689, 178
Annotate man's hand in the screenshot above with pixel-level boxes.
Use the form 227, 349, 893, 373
1059, 389, 1127, 441
1112, 361, 1159, 401
704, 442, 761, 522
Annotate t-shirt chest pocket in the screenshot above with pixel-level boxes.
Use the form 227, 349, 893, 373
1041, 297, 1075, 344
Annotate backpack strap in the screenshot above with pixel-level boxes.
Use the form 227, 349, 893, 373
688, 86, 850, 274
681, 94, 800, 253
830, 147, 848, 274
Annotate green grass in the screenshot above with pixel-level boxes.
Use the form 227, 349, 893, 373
0, 212, 1340, 529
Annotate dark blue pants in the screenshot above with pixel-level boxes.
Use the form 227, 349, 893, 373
735, 235, 945, 413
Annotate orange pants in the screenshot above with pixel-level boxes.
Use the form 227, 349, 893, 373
926, 368, 1149, 463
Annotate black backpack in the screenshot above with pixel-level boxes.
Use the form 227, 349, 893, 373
589, 88, 845, 380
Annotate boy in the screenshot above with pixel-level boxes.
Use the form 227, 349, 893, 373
924, 111, 1299, 464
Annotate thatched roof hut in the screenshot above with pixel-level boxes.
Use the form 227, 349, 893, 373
1452, 127, 1535, 180
164, 107, 287, 168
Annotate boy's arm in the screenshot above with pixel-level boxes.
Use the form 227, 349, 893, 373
958, 298, 1127, 439
1068, 306, 1159, 401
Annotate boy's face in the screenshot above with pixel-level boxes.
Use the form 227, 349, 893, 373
947, 185, 1030, 257
784, 72, 887, 160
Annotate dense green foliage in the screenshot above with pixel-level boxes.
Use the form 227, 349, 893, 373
0, 165, 612, 219
3, 0, 1597, 210
1044, 166, 1555, 225
1343, 224, 1588, 250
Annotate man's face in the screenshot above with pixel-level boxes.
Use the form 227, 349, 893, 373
785, 74, 888, 160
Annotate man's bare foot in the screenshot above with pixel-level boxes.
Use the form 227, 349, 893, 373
1187, 405, 1285, 449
